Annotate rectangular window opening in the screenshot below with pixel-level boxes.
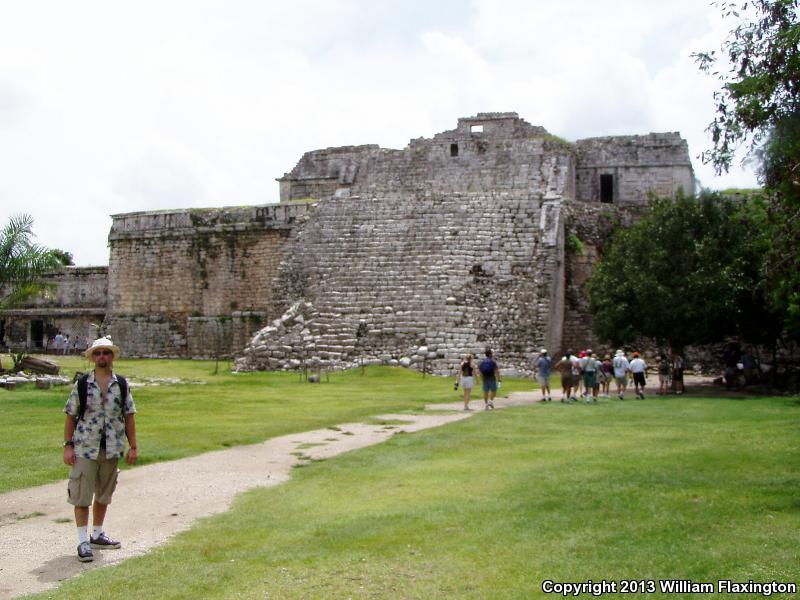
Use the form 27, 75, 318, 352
470, 124, 484, 133
600, 174, 614, 203
450, 143, 459, 157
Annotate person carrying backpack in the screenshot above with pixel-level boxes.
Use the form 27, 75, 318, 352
478, 348, 501, 410
63, 337, 137, 563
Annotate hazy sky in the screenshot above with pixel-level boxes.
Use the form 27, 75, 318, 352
0, 0, 758, 266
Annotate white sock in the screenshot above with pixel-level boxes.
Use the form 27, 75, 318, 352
92, 525, 104, 539
77, 526, 89, 544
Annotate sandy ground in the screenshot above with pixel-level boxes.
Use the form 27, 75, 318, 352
0, 392, 541, 599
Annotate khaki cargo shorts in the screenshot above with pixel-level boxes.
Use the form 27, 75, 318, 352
67, 448, 120, 507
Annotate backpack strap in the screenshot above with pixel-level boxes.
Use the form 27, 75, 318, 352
117, 375, 128, 406
76, 374, 128, 422
76, 374, 89, 422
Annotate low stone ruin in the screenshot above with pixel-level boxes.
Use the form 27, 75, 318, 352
0, 373, 71, 390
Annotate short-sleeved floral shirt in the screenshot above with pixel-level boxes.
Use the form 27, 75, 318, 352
64, 371, 136, 460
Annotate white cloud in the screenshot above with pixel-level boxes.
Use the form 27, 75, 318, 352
0, 0, 759, 265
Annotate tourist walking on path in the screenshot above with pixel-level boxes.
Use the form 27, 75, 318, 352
555, 350, 580, 402
63, 337, 137, 563
577, 350, 588, 400
478, 348, 501, 410
580, 351, 602, 402
672, 352, 686, 394
630, 352, 647, 399
657, 354, 671, 395
612, 349, 630, 399
534, 349, 552, 402
456, 353, 477, 411
600, 354, 613, 398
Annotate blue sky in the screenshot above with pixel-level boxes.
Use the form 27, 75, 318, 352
0, 0, 759, 265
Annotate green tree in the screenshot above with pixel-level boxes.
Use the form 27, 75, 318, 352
0, 214, 62, 309
694, 0, 800, 173
695, 0, 800, 340
587, 193, 777, 352
51, 249, 74, 266
757, 110, 800, 340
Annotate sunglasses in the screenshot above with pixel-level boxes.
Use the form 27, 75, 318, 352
92, 350, 113, 357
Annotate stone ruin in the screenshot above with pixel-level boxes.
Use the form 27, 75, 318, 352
0, 113, 694, 374
237, 112, 693, 374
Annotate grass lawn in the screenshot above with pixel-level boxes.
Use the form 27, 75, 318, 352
28, 391, 800, 599
0, 356, 532, 492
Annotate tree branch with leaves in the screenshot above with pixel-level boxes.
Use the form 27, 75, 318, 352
0, 214, 63, 309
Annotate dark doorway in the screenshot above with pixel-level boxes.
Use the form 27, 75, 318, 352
600, 174, 614, 203
30, 320, 44, 348
450, 143, 459, 157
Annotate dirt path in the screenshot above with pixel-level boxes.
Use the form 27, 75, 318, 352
0, 392, 539, 599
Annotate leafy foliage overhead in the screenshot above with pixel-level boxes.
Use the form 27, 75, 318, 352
694, 0, 800, 173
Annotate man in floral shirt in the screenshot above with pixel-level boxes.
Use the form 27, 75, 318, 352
63, 337, 137, 562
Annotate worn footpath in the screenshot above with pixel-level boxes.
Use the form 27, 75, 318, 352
0, 392, 540, 599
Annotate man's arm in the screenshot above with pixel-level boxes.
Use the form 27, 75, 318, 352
125, 413, 138, 465
63, 415, 76, 465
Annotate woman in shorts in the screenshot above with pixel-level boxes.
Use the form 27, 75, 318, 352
456, 353, 477, 410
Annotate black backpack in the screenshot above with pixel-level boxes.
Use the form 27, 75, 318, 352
479, 358, 496, 378
76, 373, 128, 422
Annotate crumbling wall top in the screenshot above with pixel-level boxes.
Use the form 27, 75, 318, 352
435, 112, 548, 140
278, 145, 384, 182
109, 203, 312, 240
575, 132, 692, 167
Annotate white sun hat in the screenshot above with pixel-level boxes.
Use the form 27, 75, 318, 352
85, 337, 120, 360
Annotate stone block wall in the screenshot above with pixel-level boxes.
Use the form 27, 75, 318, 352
560, 202, 639, 354
277, 145, 382, 201
105, 203, 310, 357
186, 312, 267, 358
354, 135, 574, 199
575, 133, 694, 206
14, 267, 108, 309
237, 190, 560, 374
0, 267, 107, 350
280, 113, 576, 203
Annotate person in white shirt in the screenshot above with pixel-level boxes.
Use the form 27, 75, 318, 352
629, 352, 648, 399
612, 349, 630, 400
